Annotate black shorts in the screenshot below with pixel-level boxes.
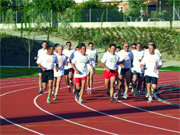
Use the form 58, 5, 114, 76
64, 68, 72, 75
120, 68, 131, 76
38, 67, 43, 73
42, 70, 54, 83
133, 71, 143, 78
145, 76, 158, 85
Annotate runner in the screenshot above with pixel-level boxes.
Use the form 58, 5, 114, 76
71, 43, 94, 104
37, 45, 58, 104
117, 42, 133, 99
53, 45, 68, 100
52, 43, 60, 96
63, 42, 74, 93
101, 44, 121, 103
131, 43, 144, 96
141, 43, 162, 103
35, 41, 47, 94
86, 42, 98, 94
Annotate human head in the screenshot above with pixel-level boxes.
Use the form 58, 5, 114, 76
109, 43, 116, 54
88, 42, 93, 50
131, 43, 136, 50
66, 41, 71, 50
47, 45, 54, 55
123, 42, 129, 52
79, 43, 86, 55
41, 41, 47, 49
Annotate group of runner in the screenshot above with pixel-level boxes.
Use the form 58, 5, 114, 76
35, 40, 162, 104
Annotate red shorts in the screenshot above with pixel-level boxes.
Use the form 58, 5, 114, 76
75, 76, 87, 83
104, 69, 118, 79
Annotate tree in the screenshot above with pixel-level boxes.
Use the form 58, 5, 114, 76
125, 0, 147, 21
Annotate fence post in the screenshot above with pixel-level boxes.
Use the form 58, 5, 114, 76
89, 8, 91, 22
106, 8, 108, 22
173, 0, 175, 21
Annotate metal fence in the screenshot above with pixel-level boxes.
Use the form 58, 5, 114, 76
0, 6, 179, 24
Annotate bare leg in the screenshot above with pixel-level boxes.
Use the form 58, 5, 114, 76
55, 76, 62, 95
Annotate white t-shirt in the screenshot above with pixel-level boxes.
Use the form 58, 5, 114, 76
141, 53, 162, 78
72, 53, 91, 78
144, 49, 162, 57
101, 52, 120, 70
63, 49, 74, 69
37, 53, 58, 70
69, 50, 80, 61
117, 50, 133, 69
53, 53, 67, 77
132, 50, 144, 73
36, 48, 47, 67
86, 49, 98, 67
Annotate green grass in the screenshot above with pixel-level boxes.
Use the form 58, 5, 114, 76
0, 68, 38, 79
0, 66, 179, 79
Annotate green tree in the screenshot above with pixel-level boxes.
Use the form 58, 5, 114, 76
125, 0, 147, 21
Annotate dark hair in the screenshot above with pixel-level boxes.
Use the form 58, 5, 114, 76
137, 43, 142, 46
41, 41, 48, 45
66, 41, 71, 45
76, 45, 79, 49
54, 43, 59, 48
116, 46, 121, 50
47, 45, 54, 50
142, 46, 148, 49
110, 43, 116, 48
149, 43, 156, 49
131, 43, 137, 46
88, 42, 93, 46
79, 43, 86, 49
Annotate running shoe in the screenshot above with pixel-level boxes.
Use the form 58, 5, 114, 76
79, 97, 83, 104
53, 95, 57, 100
51, 92, 54, 97
145, 92, 149, 98
110, 97, 114, 103
117, 91, 121, 100
113, 91, 118, 99
76, 92, 79, 99
39, 90, 43, 94
148, 96, 153, 103
89, 88, 93, 95
47, 98, 51, 104
123, 93, 128, 99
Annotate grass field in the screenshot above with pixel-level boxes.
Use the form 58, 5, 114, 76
0, 67, 180, 79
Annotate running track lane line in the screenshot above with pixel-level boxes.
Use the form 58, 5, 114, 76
117, 82, 180, 120
0, 81, 113, 135
75, 87, 180, 134
34, 92, 118, 135
1, 80, 179, 134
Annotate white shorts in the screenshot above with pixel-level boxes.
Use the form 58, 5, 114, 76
87, 64, 95, 75
54, 70, 64, 77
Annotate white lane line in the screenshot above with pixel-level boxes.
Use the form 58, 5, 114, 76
75, 87, 180, 134
0, 86, 43, 135
0, 115, 44, 135
34, 94, 118, 135
117, 100, 180, 120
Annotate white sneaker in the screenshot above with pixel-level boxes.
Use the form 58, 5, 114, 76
148, 96, 153, 103
145, 92, 149, 98
123, 93, 128, 99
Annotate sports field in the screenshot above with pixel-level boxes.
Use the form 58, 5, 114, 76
0, 72, 180, 134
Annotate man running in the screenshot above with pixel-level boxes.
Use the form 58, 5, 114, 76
86, 42, 98, 94
101, 44, 121, 103
63, 42, 74, 93
35, 41, 47, 94
37, 45, 58, 104
52, 45, 68, 100
131, 43, 144, 96
141, 43, 162, 103
117, 42, 133, 99
71, 43, 94, 104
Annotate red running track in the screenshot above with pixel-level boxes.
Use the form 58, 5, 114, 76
0, 71, 180, 135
